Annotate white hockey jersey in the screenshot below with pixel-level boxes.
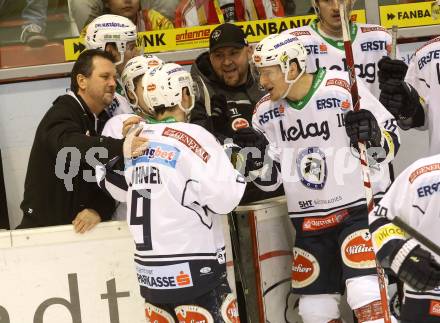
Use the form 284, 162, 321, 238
97, 121, 246, 303
369, 154, 440, 299
405, 37, 440, 156
284, 20, 394, 98
252, 69, 400, 218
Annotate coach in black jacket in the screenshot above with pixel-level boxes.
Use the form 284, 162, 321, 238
19, 50, 124, 232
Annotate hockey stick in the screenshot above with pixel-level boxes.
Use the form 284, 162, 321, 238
390, 25, 398, 60
392, 217, 440, 258
338, 1, 392, 322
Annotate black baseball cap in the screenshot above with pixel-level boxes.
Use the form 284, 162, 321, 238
209, 23, 248, 52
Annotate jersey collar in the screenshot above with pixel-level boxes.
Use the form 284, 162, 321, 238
287, 68, 326, 110
145, 116, 178, 124
310, 19, 358, 51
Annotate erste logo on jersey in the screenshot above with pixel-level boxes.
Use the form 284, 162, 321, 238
258, 104, 285, 125
136, 262, 194, 290
418, 49, 440, 70
341, 230, 376, 269
315, 93, 351, 111
280, 119, 330, 142
297, 147, 327, 190
292, 247, 320, 288
360, 40, 388, 52
417, 181, 440, 197
305, 44, 328, 55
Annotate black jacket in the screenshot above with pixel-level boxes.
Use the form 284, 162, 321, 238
190, 51, 266, 140
19, 93, 123, 228
190, 52, 284, 203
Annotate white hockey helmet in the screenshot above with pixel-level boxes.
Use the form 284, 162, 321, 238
85, 14, 137, 65
142, 63, 196, 117
252, 33, 307, 97
121, 55, 164, 110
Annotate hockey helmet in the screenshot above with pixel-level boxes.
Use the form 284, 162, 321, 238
85, 14, 137, 65
252, 33, 307, 91
142, 63, 196, 116
121, 55, 164, 111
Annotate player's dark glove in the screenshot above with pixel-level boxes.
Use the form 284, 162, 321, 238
232, 127, 268, 151
345, 109, 382, 148
390, 239, 440, 291
378, 56, 408, 85
379, 79, 421, 121
210, 94, 228, 131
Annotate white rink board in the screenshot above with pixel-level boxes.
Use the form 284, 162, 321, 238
0, 222, 146, 323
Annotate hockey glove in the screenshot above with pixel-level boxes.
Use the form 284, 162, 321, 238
380, 79, 421, 120
210, 94, 228, 131
345, 109, 382, 148
390, 239, 440, 291
232, 127, 269, 151
378, 56, 408, 85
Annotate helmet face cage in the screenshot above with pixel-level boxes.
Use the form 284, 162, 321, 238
121, 55, 163, 109
252, 34, 307, 85
142, 63, 196, 117
85, 14, 137, 65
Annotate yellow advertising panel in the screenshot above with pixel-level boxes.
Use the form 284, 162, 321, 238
64, 10, 366, 62
380, 1, 440, 28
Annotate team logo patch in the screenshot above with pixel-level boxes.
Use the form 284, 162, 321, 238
162, 127, 210, 163
409, 163, 440, 183
136, 262, 193, 290
211, 29, 221, 41
302, 209, 349, 232
145, 303, 175, 323
221, 294, 240, 323
326, 78, 350, 92
297, 147, 327, 190
291, 247, 320, 288
147, 83, 156, 91
232, 118, 249, 131
175, 305, 214, 323
429, 300, 440, 317
341, 230, 376, 269
319, 43, 328, 53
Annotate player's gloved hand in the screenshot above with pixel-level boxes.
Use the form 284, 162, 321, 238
210, 94, 228, 131
345, 109, 382, 148
390, 239, 440, 291
232, 127, 268, 151
379, 79, 421, 121
378, 56, 408, 85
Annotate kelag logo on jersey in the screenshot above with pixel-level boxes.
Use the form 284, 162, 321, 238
315, 58, 376, 83
136, 262, 193, 290
296, 147, 327, 190
280, 119, 330, 142
143, 142, 180, 168
258, 105, 285, 125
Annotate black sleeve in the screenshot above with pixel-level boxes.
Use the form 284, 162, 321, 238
43, 103, 123, 164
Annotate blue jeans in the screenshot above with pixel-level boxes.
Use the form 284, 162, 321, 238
22, 0, 48, 30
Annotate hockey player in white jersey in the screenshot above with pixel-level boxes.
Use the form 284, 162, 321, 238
246, 33, 400, 323
101, 54, 163, 220
85, 14, 139, 117
378, 33, 440, 156
369, 154, 440, 323
283, 0, 395, 98
97, 63, 245, 322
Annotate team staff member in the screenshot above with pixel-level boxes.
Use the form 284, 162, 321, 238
98, 63, 245, 322
190, 22, 282, 203
19, 50, 124, 232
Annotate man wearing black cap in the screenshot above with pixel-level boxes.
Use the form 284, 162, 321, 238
191, 23, 282, 204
